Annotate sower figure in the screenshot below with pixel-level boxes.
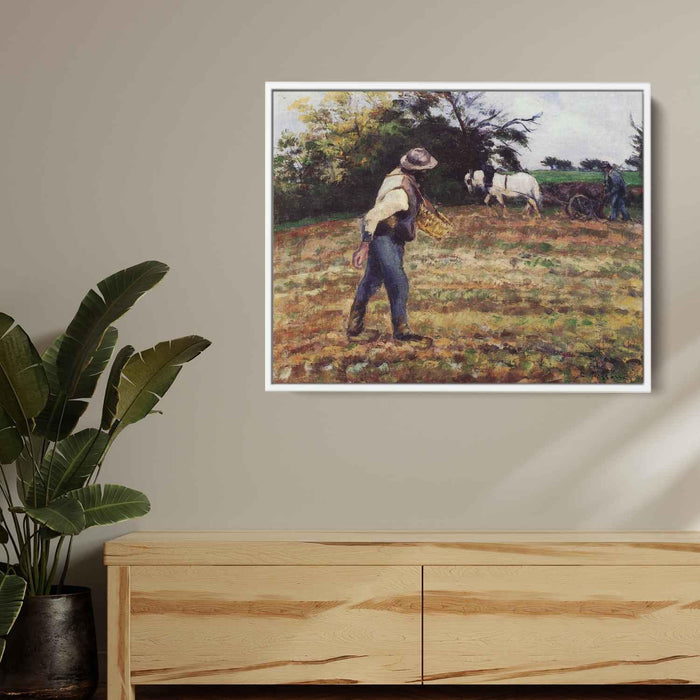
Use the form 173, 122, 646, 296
602, 162, 631, 221
347, 147, 438, 341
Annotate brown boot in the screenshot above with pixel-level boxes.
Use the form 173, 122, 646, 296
392, 317, 424, 341
347, 300, 367, 337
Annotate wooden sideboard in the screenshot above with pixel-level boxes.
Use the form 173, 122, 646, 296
104, 531, 700, 698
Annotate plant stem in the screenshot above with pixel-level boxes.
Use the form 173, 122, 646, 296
46, 536, 65, 591
0, 465, 29, 577
0, 468, 22, 564
58, 536, 73, 592
0, 510, 20, 562
0, 473, 11, 503
32, 522, 40, 589
20, 518, 35, 593
0, 464, 16, 509
39, 538, 50, 593
10, 511, 26, 571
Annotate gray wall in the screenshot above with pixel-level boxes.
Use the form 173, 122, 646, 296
1, 0, 699, 658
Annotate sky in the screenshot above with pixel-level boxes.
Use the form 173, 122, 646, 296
272, 90, 644, 170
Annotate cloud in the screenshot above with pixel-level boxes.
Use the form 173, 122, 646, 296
470, 90, 644, 168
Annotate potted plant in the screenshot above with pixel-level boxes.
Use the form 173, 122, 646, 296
0, 261, 210, 698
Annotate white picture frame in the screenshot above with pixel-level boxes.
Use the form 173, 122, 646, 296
266, 82, 651, 393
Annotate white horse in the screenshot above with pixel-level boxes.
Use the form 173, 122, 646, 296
465, 170, 543, 217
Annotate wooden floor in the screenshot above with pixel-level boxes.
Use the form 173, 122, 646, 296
94, 687, 700, 699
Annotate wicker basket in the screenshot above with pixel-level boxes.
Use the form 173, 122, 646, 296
416, 204, 454, 239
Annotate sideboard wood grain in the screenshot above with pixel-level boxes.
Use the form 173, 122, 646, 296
104, 531, 700, 567
95, 686, 700, 699
105, 531, 700, 697
129, 565, 421, 685
107, 566, 134, 700
423, 565, 700, 685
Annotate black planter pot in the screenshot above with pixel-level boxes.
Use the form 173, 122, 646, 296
0, 585, 98, 699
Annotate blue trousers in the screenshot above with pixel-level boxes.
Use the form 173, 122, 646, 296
610, 193, 631, 221
353, 235, 409, 323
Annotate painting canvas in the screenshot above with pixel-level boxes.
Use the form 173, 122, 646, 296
265, 82, 650, 392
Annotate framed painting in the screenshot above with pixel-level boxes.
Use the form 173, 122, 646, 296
265, 82, 651, 392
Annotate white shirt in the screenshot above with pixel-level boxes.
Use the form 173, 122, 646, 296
364, 170, 410, 236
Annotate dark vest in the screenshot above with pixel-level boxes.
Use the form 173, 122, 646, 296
373, 174, 421, 242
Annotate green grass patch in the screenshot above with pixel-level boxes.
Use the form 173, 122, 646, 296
531, 170, 642, 186
274, 211, 359, 232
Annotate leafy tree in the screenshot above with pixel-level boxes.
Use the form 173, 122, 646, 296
398, 91, 541, 171
273, 92, 417, 221
541, 156, 573, 170
625, 115, 643, 172
580, 158, 608, 171
272, 90, 542, 222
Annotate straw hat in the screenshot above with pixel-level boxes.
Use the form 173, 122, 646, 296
400, 147, 438, 171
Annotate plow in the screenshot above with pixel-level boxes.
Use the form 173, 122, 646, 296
541, 182, 608, 221
564, 193, 606, 221
541, 181, 643, 221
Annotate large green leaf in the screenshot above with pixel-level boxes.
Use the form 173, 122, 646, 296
39, 332, 66, 398
24, 498, 85, 535
18, 429, 109, 507
38, 525, 61, 540
61, 484, 150, 528
35, 328, 118, 440
75, 326, 119, 398
0, 406, 22, 464
0, 573, 26, 661
33, 333, 86, 440
56, 262, 169, 402
0, 314, 49, 433
111, 336, 210, 437
100, 345, 134, 431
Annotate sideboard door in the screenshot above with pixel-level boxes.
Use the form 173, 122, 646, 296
423, 565, 700, 684
130, 565, 421, 685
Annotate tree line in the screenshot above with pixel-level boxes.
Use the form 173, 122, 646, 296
273, 91, 541, 223
541, 157, 619, 171
273, 92, 642, 223
541, 117, 644, 172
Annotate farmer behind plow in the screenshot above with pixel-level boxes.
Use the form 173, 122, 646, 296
602, 162, 631, 222
347, 147, 438, 342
